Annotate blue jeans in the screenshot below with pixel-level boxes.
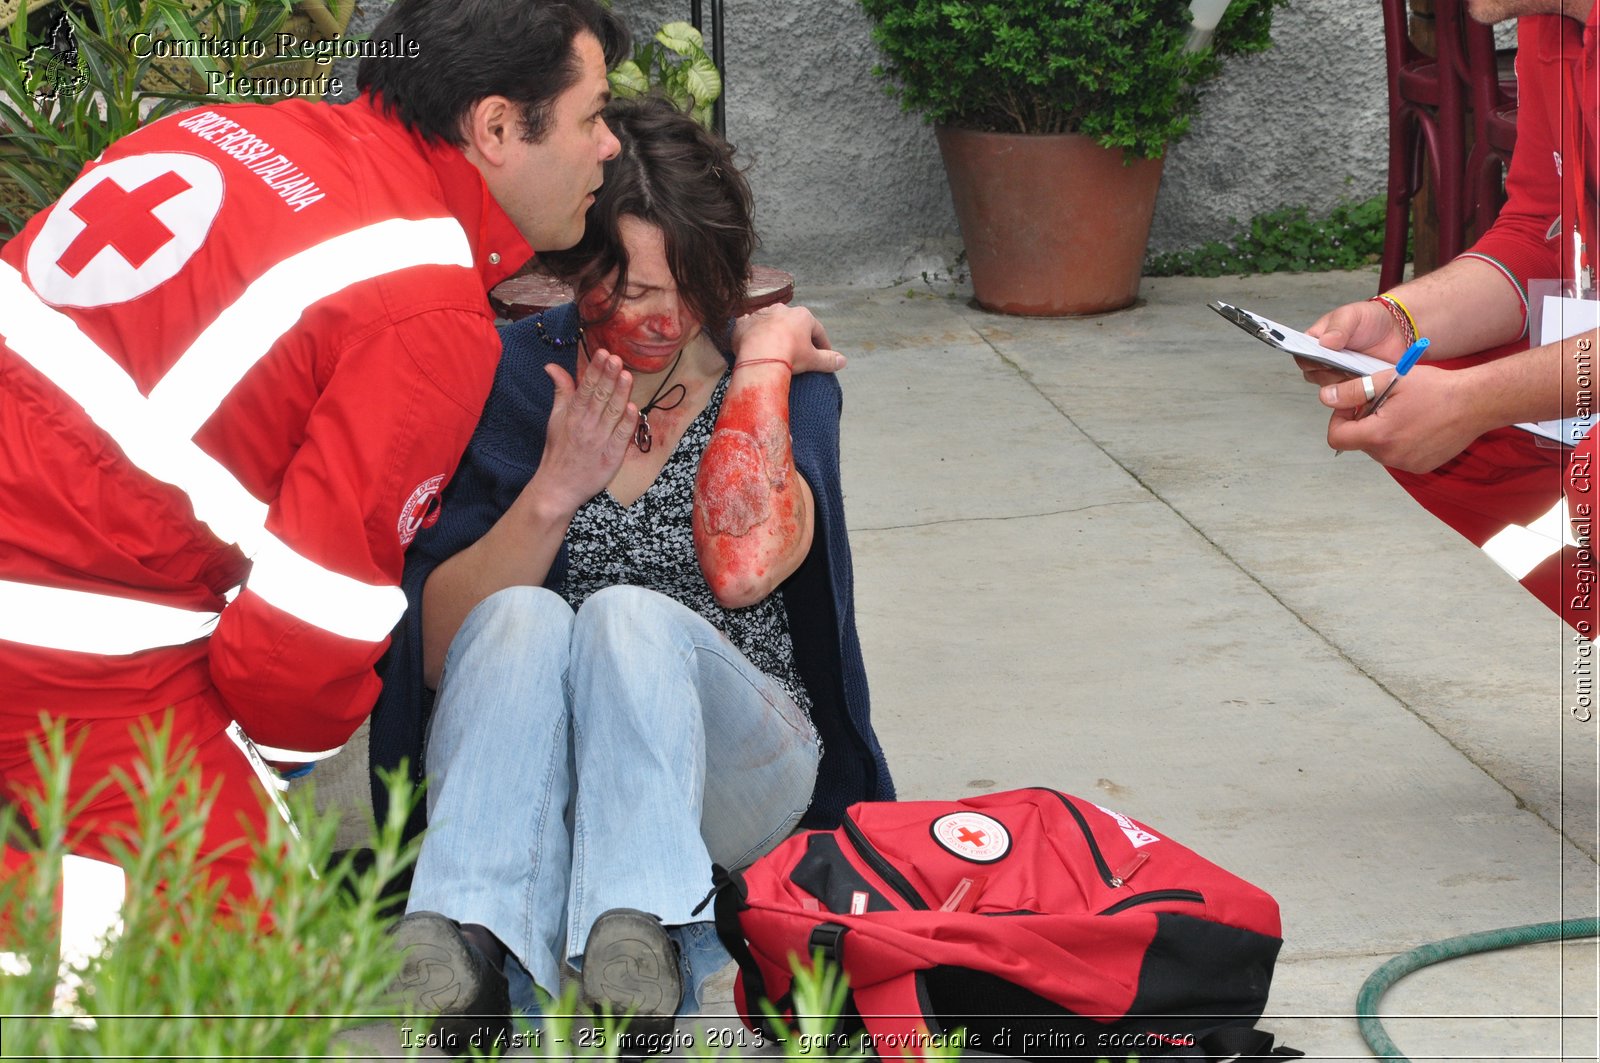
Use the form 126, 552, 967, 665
406, 585, 821, 1011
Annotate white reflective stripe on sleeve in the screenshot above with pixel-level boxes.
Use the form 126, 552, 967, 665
148, 217, 474, 437
249, 740, 345, 764
248, 537, 406, 642
1481, 497, 1581, 581
0, 580, 220, 655
0, 263, 406, 645
53, 855, 125, 1023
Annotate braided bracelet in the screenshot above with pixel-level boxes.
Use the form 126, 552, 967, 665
1370, 293, 1417, 347
1382, 292, 1419, 339
731, 357, 791, 371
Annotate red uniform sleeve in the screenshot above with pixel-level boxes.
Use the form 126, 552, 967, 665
209, 306, 500, 760
1466, 17, 1570, 296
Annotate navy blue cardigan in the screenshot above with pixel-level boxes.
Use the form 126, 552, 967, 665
368, 303, 893, 838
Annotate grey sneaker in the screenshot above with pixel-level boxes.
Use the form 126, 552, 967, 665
580, 908, 682, 1045
387, 911, 512, 1057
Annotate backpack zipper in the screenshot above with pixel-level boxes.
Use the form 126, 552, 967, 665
1037, 789, 1117, 887
841, 813, 930, 910
1039, 790, 1203, 902
1096, 889, 1205, 916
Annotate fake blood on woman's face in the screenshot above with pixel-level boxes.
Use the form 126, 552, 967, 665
580, 290, 692, 376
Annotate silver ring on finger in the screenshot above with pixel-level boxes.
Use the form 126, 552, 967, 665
1360, 375, 1376, 402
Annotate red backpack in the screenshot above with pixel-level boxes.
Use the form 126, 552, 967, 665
710, 788, 1302, 1060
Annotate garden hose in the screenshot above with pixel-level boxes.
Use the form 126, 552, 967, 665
1356, 916, 1600, 1061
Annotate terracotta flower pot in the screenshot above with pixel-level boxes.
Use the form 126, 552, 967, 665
935, 126, 1166, 317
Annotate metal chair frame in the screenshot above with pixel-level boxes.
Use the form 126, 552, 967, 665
688, 0, 725, 137
1380, 0, 1510, 290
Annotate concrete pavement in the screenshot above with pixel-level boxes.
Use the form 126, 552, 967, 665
343, 268, 1598, 1061
766, 268, 1596, 1061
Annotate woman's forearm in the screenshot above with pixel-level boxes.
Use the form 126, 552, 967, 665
693, 359, 815, 607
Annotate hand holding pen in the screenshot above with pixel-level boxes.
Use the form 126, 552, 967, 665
1336, 337, 1429, 457
1357, 337, 1430, 418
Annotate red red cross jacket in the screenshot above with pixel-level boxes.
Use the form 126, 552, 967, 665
0, 95, 529, 763
1379, 12, 1599, 631
1462, 10, 1599, 318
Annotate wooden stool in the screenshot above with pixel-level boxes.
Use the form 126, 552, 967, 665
490, 263, 796, 321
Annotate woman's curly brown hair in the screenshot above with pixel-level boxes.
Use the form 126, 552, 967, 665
541, 95, 757, 333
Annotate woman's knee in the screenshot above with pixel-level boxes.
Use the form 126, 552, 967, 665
567, 587, 707, 732
446, 585, 574, 672
433, 587, 577, 738
569, 585, 688, 664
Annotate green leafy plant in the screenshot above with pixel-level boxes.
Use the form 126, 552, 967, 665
749, 949, 1136, 1062
857, 0, 1289, 157
756, 950, 920, 1060
0, 0, 347, 235
608, 19, 721, 130
1146, 194, 1390, 276
0, 717, 425, 1059
0, 720, 921, 1060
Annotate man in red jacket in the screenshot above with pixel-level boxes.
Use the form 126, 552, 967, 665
1302, 0, 1599, 635
0, 0, 627, 903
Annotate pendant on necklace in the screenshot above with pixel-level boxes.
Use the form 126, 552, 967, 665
635, 414, 653, 454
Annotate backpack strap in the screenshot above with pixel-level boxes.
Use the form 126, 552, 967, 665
808, 922, 847, 967
1197, 1026, 1305, 1061
711, 865, 783, 1037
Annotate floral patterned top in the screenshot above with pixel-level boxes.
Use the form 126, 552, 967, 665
562, 373, 814, 716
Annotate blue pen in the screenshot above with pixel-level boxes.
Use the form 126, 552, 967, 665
1359, 337, 1430, 419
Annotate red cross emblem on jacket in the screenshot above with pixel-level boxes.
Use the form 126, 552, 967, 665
23, 152, 225, 309
56, 171, 194, 277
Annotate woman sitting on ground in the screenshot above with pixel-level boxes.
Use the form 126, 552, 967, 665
368, 95, 893, 1042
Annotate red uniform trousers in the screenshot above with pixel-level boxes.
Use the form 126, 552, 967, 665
1383, 352, 1594, 634
0, 692, 274, 909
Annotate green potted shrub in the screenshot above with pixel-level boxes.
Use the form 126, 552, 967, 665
858, 0, 1288, 315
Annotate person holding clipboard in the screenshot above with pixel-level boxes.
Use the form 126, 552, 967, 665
1296, 0, 1598, 634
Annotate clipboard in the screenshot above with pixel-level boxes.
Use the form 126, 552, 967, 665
1208, 301, 1392, 377
1208, 300, 1580, 447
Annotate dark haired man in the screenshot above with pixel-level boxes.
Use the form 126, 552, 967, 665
0, 0, 625, 930
1300, 0, 1597, 632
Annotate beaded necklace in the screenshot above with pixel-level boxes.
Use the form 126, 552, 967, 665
533, 315, 582, 349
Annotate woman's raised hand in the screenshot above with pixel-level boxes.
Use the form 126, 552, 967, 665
534, 350, 639, 515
